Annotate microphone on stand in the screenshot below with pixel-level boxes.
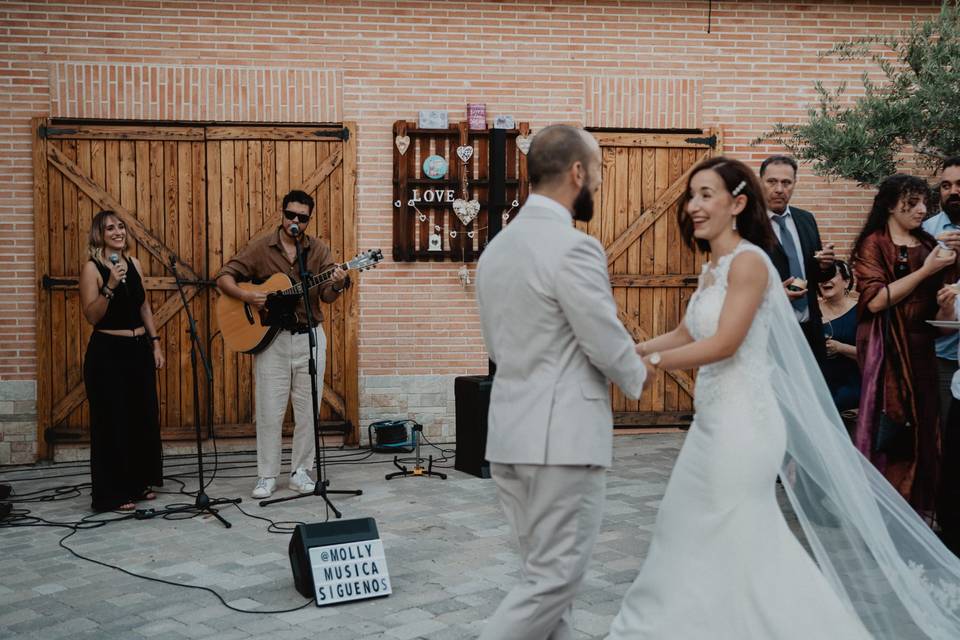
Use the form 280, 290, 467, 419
109, 253, 126, 284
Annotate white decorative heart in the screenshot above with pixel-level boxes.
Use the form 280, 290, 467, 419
456, 145, 474, 163
516, 134, 532, 155
453, 198, 481, 226
395, 135, 410, 155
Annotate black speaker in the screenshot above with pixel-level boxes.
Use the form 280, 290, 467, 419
455, 375, 492, 478
289, 517, 383, 599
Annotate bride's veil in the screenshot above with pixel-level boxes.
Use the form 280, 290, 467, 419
760, 253, 960, 638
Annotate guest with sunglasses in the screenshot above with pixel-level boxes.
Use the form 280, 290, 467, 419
818, 260, 860, 415
216, 190, 349, 499
851, 174, 956, 519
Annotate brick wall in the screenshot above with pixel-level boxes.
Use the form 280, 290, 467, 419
0, 0, 939, 462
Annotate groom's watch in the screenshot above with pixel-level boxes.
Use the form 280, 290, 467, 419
648, 352, 662, 367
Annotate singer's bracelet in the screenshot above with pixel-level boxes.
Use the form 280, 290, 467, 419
149, 335, 160, 342
101, 285, 115, 300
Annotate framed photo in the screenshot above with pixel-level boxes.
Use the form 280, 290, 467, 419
493, 115, 515, 130
467, 103, 487, 130
418, 110, 449, 129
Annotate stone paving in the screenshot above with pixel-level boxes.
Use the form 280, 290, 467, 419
1, 434, 696, 639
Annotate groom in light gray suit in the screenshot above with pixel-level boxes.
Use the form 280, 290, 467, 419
476, 125, 651, 640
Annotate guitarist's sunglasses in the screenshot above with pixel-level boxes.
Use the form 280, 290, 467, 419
283, 210, 311, 225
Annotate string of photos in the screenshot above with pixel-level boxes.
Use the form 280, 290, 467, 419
391, 119, 531, 263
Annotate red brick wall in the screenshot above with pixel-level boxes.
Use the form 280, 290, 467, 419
0, 0, 938, 386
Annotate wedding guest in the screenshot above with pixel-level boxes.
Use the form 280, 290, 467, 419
922, 157, 960, 423
852, 175, 955, 517
819, 260, 859, 412
760, 155, 834, 364
939, 291, 960, 554
79, 211, 164, 512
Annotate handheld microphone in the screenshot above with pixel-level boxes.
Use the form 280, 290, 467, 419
289, 223, 300, 237
109, 253, 126, 284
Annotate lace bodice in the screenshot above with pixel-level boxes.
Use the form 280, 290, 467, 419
684, 242, 777, 411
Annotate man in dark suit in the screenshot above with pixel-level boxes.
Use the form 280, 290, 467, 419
760, 155, 834, 366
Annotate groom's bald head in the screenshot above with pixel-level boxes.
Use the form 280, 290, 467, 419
527, 125, 599, 188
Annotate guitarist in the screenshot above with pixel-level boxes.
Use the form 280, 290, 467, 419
216, 189, 349, 499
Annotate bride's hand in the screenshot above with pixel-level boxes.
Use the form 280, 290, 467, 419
636, 342, 647, 357
641, 359, 656, 389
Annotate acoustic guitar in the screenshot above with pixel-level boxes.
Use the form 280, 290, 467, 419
217, 249, 383, 354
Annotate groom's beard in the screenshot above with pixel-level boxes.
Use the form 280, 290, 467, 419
572, 185, 594, 222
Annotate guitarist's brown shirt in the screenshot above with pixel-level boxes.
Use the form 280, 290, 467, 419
216, 227, 347, 324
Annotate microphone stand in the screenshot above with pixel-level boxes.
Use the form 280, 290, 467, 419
136, 256, 240, 527
260, 227, 362, 517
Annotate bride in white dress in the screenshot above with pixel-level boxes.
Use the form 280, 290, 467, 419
607, 157, 960, 639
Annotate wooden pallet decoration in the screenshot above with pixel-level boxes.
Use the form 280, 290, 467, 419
392, 119, 530, 262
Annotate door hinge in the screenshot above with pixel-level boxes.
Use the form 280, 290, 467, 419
313, 128, 350, 141
684, 134, 717, 148
41, 275, 78, 289
38, 126, 79, 139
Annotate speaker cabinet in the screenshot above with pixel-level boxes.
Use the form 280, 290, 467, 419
454, 375, 492, 478
289, 517, 389, 602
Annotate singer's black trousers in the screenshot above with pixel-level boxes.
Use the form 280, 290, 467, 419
83, 332, 163, 512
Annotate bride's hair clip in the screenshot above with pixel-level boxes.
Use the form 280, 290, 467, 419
731, 180, 747, 196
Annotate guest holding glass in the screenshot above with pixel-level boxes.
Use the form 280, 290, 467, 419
852, 175, 956, 518
819, 259, 859, 412
922, 157, 960, 423
79, 210, 164, 512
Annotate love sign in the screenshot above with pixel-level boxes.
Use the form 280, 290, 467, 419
411, 189, 456, 204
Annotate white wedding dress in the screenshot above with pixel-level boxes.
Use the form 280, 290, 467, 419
608, 242, 872, 639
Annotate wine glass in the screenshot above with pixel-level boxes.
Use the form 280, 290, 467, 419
824, 321, 837, 359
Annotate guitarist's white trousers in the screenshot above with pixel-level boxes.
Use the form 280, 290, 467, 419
253, 328, 327, 479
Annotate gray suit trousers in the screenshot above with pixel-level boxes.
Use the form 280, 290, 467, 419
479, 463, 606, 640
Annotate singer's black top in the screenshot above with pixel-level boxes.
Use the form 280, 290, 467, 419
91, 256, 146, 331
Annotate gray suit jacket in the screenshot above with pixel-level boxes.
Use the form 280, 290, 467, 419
476, 200, 648, 468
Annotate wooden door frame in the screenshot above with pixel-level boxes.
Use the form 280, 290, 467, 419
33, 118, 360, 458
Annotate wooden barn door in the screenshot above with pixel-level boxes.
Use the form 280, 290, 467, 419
205, 125, 358, 442
585, 129, 720, 428
33, 120, 208, 457
33, 119, 359, 459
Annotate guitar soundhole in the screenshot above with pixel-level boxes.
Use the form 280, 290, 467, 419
243, 303, 254, 325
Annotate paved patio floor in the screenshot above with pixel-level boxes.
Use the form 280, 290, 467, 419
1, 434, 693, 639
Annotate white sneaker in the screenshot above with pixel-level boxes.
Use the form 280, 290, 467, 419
289, 467, 316, 494
251, 477, 276, 499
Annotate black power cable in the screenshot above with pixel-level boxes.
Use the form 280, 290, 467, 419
0, 429, 459, 613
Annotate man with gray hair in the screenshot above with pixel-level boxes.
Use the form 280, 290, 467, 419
476, 124, 651, 639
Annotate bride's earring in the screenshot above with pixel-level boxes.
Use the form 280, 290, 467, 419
731, 215, 737, 231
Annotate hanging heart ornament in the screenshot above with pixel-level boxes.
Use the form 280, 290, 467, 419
516, 134, 532, 155
453, 198, 481, 225
456, 145, 474, 163
395, 135, 410, 155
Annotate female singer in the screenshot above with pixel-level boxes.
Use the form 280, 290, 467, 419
79, 210, 164, 512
